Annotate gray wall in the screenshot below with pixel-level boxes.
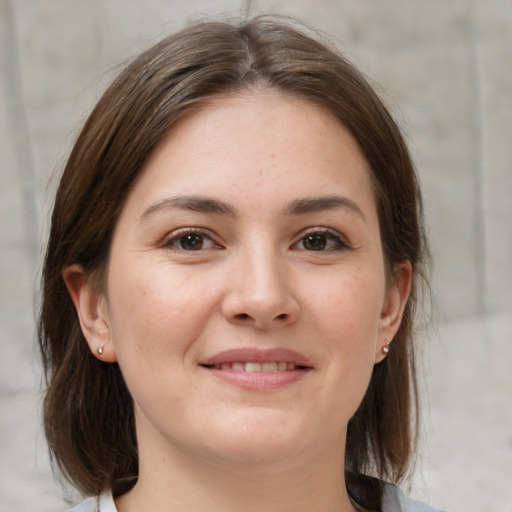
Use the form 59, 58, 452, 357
1, 0, 511, 510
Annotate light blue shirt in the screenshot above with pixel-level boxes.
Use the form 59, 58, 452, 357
68, 484, 445, 512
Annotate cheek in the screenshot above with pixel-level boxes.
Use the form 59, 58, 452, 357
306, 269, 384, 388
106, 262, 216, 364
306, 268, 384, 336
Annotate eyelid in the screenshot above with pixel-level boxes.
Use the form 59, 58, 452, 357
292, 227, 352, 251
161, 227, 223, 250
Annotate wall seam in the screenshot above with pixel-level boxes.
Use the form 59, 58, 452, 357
468, 0, 487, 315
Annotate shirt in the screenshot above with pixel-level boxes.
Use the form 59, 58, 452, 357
67, 484, 445, 512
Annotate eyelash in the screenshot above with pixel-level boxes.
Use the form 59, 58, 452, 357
161, 227, 351, 253
161, 228, 221, 252
292, 228, 351, 252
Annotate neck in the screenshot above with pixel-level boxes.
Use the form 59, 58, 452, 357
116, 437, 359, 512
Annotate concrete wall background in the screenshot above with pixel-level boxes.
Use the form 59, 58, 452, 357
1, 0, 511, 510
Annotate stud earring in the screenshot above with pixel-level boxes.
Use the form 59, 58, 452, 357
96, 346, 104, 355
382, 339, 391, 354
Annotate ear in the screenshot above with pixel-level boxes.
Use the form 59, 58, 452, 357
374, 260, 412, 363
62, 264, 117, 362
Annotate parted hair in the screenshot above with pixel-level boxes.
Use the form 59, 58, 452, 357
39, 15, 428, 510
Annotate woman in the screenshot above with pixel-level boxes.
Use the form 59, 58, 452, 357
39, 16, 440, 512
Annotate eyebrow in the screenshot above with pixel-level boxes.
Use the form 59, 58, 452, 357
285, 195, 367, 222
139, 195, 238, 222
138, 194, 366, 223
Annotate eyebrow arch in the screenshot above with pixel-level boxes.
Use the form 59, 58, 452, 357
139, 195, 238, 223
285, 195, 367, 222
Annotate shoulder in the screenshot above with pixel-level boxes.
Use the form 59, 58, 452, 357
66, 492, 117, 512
382, 483, 445, 512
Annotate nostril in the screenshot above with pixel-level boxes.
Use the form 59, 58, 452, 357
236, 313, 250, 320
276, 313, 288, 320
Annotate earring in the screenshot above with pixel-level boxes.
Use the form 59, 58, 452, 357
382, 339, 391, 354
96, 346, 104, 355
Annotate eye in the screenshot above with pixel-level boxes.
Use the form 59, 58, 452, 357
294, 230, 349, 252
177, 233, 208, 250
163, 229, 219, 251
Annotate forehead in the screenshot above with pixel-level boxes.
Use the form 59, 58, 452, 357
121, 90, 377, 223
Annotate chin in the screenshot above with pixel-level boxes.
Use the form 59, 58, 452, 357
202, 441, 305, 473
193, 414, 319, 470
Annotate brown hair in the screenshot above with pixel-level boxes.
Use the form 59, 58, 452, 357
39, 15, 428, 509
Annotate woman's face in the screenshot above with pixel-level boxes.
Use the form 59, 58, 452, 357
71, 90, 410, 472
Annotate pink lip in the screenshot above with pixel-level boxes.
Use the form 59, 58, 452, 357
201, 348, 312, 367
199, 348, 312, 391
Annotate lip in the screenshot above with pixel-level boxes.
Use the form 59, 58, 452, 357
201, 348, 312, 367
199, 348, 312, 391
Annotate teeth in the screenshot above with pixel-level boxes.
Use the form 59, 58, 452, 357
261, 362, 278, 372
245, 362, 261, 373
212, 361, 299, 372
232, 362, 245, 371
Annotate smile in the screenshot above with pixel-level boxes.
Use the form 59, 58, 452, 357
200, 348, 312, 391
208, 361, 301, 372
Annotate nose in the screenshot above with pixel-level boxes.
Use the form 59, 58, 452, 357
221, 249, 300, 329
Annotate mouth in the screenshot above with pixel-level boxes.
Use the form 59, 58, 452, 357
199, 348, 312, 390
203, 361, 305, 372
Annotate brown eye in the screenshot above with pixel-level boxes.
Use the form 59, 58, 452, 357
178, 233, 205, 250
163, 228, 220, 252
294, 230, 350, 252
303, 233, 328, 251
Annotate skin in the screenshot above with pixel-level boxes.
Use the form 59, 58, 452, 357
64, 90, 411, 512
